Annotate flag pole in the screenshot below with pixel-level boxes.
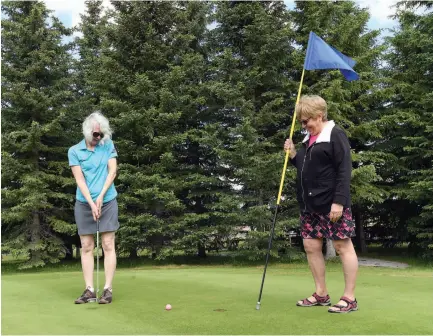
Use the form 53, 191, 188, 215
277, 67, 305, 205
256, 68, 306, 310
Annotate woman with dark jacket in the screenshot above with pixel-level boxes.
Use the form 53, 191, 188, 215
284, 95, 359, 313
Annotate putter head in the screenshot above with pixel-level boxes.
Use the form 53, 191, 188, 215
88, 298, 98, 303
256, 302, 261, 310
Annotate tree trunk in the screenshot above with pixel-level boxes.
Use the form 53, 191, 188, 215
197, 243, 206, 258
354, 207, 367, 253
75, 245, 81, 259
129, 248, 138, 259
325, 238, 336, 259
151, 240, 161, 259
64, 243, 73, 260
258, 189, 265, 232
30, 211, 42, 263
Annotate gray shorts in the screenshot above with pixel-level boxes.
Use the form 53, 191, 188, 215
74, 198, 120, 236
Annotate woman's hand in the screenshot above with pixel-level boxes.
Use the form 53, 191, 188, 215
329, 203, 344, 222
95, 196, 103, 219
90, 202, 100, 221
284, 139, 297, 159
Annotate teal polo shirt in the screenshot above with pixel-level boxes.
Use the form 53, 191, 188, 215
68, 139, 118, 204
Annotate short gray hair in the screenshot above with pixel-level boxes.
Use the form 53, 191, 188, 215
295, 95, 328, 121
82, 112, 113, 145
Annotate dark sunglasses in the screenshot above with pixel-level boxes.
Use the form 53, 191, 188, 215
300, 117, 311, 126
93, 132, 104, 138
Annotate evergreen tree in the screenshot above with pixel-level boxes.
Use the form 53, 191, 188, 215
74, 0, 108, 110
380, 1, 433, 257
90, 1, 219, 258
209, 1, 300, 259
1, 1, 76, 268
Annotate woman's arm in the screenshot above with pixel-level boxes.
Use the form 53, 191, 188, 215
95, 158, 117, 211
71, 166, 99, 220
98, 158, 117, 200
71, 166, 94, 205
332, 128, 352, 208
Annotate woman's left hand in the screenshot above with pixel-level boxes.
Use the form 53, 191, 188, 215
95, 196, 103, 218
329, 203, 343, 222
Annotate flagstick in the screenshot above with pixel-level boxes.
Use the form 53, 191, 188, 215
277, 68, 305, 204
256, 68, 306, 310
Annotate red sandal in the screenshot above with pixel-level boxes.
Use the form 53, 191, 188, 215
296, 292, 331, 307
328, 296, 358, 313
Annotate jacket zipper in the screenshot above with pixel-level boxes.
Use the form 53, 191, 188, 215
300, 146, 308, 212
310, 144, 315, 160
301, 142, 316, 212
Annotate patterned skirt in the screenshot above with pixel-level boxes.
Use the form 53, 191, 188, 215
300, 208, 356, 240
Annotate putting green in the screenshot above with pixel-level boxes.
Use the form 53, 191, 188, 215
2, 264, 433, 335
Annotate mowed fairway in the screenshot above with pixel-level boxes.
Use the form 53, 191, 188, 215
2, 264, 433, 335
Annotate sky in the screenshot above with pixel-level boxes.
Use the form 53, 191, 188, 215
44, 0, 400, 34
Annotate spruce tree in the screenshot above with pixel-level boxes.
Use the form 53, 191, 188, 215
209, 1, 299, 259
1, 1, 76, 268
87, 1, 218, 258
381, 1, 433, 256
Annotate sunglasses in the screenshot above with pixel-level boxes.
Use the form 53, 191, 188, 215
300, 117, 311, 126
93, 132, 104, 138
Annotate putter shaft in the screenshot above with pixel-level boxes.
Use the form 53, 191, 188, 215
96, 219, 100, 302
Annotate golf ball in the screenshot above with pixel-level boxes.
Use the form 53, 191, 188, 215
165, 304, 172, 310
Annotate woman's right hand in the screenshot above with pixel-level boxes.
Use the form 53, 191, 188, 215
284, 139, 296, 158
90, 202, 100, 221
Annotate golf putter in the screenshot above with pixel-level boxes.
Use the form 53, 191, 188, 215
89, 218, 100, 303
96, 218, 100, 303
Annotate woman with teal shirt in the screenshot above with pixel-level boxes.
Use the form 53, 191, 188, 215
68, 112, 118, 305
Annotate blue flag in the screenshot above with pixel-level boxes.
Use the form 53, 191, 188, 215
304, 31, 359, 81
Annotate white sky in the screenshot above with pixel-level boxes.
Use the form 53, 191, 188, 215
44, 0, 113, 28
356, 0, 399, 24
44, 0, 400, 32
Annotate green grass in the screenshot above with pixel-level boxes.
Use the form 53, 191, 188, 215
2, 263, 433, 335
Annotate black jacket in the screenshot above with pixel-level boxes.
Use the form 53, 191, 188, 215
289, 121, 352, 214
